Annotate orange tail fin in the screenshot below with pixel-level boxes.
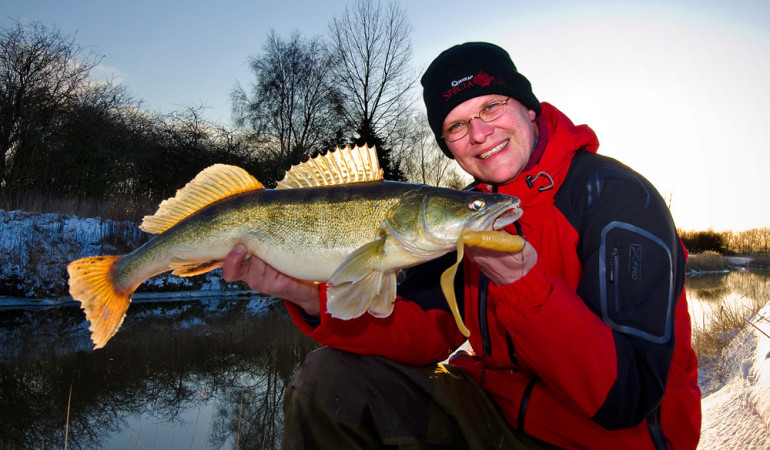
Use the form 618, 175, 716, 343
67, 255, 132, 349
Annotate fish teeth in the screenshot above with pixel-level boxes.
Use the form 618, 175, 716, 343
492, 207, 523, 230
480, 140, 509, 159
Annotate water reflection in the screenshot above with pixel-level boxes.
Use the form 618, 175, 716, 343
0, 297, 319, 449
3, 271, 767, 448
686, 269, 770, 331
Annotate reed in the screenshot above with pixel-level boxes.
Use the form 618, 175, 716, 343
64, 381, 73, 450
690, 295, 769, 387
0, 190, 156, 222
748, 254, 770, 267
236, 387, 245, 450
190, 390, 206, 450
686, 251, 729, 272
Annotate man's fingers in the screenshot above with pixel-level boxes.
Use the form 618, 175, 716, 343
222, 244, 248, 281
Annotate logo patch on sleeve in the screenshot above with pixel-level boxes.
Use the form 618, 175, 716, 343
629, 244, 642, 281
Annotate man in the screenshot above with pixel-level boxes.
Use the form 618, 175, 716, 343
223, 42, 701, 448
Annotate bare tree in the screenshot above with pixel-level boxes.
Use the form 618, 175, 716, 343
0, 20, 109, 189
232, 30, 343, 175
327, 0, 416, 180
397, 112, 468, 188
164, 104, 210, 152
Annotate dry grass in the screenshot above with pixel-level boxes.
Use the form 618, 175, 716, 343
686, 261, 770, 389
691, 305, 742, 388
0, 191, 156, 222
687, 251, 729, 272
691, 296, 769, 388
748, 254, 770, 267
691, 304, 745, 355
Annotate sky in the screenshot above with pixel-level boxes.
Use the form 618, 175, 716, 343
4, 0, 770, 232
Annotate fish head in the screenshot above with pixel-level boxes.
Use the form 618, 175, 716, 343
460, 192, 522, 233
386, 186, 522, 253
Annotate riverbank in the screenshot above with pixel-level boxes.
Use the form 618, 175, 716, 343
699, 302, 770, 448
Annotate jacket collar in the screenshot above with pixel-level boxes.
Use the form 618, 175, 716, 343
476, 102, 599, 205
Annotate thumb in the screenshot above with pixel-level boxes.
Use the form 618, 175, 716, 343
222, 245, 248, 281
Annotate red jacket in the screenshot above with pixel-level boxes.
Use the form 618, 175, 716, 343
287, 103, 701, 449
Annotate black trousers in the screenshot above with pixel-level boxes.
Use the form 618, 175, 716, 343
281, 347, 559, 449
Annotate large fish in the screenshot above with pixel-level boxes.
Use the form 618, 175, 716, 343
68, 145, 524, 349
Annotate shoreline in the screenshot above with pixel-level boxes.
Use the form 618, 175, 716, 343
0, 289, 269, 311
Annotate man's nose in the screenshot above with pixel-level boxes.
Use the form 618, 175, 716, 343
468, 117, 493, 143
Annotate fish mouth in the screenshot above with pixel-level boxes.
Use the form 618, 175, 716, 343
467, 197, 522, 231
492, 206, 522, 230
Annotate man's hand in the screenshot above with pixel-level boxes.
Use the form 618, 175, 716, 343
222, 245, 321, 317
465, 241, 537, 286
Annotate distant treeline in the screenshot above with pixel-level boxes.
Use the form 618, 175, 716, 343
679, 228, 770, 255
1, 5, 465, 221
0, 21, 262, 213
5, 18, 765, 255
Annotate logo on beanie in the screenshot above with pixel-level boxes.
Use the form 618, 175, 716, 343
443, 70, 502, 100
474, 71, 493, 87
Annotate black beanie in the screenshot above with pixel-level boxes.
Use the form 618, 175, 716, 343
421, 42, 541, 158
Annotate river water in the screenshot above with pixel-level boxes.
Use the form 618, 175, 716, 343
1, 270, 768, 449
0, 295, 318, 449
686, 268, 770, 331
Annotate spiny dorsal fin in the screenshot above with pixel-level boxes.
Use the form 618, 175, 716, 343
276, 144, 383, 189
140, 164, 263, 234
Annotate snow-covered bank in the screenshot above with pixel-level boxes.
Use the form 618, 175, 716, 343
0, 209, 242, 301
700, 303, 770, 448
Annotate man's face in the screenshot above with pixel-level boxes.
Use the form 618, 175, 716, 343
443, 95, 537, 186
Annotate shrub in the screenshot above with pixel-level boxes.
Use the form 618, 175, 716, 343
680, 229, 729, 254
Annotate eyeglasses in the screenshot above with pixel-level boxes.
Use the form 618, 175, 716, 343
441, 97, 510, 142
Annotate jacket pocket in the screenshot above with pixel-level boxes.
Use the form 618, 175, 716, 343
599, 221, 674, 343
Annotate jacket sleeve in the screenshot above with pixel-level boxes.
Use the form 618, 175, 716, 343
497, 153, 686, 430
285, 251, 467, 366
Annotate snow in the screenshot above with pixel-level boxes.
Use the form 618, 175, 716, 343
0, 209, 242, 300
700, 304, 770, 448
1, 208, 768, 447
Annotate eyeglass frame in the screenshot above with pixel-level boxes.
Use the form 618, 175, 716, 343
441, 97, 511, 142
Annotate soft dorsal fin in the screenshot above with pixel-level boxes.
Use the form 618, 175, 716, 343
140, 164, 263, 234
276, 144, 383, 189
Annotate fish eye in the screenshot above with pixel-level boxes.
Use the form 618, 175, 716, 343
469, 199, 485, 211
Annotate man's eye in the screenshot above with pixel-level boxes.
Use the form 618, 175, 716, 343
484, 102, 502, 113
447, 122, 465, 133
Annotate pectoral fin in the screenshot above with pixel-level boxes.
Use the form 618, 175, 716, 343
327, 237, 395, 319
365, 271, 397, 318
329, 237, 385, 284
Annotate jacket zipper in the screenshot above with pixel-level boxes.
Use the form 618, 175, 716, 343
477, 185, 497, 383
647, 406, 670, 449
479, 272, 492, 382
609, 247, 620, 312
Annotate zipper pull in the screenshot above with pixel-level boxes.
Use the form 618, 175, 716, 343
481, 351, 486, 383
609, 248, 618, 283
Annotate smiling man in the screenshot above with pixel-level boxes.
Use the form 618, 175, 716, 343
416, 43, 702, 448
223, 42, 702, 449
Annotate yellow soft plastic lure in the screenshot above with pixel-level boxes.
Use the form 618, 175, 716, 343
439, 229, 525, 337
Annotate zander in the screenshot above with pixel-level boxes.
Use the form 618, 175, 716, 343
68, 145, 524, 349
